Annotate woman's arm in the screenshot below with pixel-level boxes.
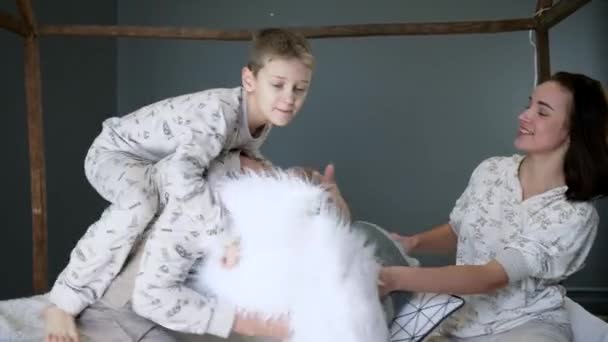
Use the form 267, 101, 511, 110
380, 260, 509, 296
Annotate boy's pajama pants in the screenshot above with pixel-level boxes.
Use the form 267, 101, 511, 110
51, 124, 161, 314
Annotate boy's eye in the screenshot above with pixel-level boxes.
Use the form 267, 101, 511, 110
294, 87, 307, 93
272, 83, 283, 88
538, 112, 549, 117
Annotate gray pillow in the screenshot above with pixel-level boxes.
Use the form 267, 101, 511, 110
351, 220, 419, 318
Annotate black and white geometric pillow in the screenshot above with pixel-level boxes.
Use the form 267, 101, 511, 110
390, 292, 464, 342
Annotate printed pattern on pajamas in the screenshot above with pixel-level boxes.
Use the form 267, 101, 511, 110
75, 151, 243, 342
427, 319, 572, 342
440, 155, 597, 339
49, 86, 271, 338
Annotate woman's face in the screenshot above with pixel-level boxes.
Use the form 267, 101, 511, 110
514, 81, 572, 155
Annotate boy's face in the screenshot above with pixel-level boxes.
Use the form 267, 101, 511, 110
243, 57, 312, 128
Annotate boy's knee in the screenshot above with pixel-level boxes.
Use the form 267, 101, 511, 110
85, 147, 158, 206
113, 170, 159, 211
83, 147, 106, 193
105, 187, 159, 221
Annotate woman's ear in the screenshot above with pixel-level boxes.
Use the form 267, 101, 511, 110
242, 66, 255, 92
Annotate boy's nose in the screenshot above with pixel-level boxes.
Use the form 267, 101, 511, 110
283, 92, 296, 104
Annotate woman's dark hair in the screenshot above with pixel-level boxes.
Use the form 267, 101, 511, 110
552, 71, 608, 201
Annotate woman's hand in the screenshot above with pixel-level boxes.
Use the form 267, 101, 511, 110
233, 312, 290, 339
378, 266, 413, 297
318, 164, 351, 219
287, 164, 351, 220
390, 232, 419, 253
378, 267, 401, 297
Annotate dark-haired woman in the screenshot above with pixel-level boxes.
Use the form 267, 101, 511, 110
381, 72, 608, 341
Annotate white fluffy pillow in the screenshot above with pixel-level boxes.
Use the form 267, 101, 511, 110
191, 170, 389, 342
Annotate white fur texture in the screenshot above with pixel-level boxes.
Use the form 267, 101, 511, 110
191, 170, 389, 342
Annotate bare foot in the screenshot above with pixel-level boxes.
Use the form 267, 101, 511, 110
43, 305, 79, 342
222, 241, 241, 268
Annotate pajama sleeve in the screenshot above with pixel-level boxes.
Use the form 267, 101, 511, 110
131, 136, 236, 337
448, 182, 472, 236
495, 203, 598, 283
102, 92, 231, 162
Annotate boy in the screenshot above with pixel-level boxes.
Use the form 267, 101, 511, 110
44, 28, 314, 341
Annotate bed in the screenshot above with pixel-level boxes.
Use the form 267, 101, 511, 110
1, 0, 605, 341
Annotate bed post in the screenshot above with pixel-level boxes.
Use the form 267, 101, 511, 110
17, 0, 48, 294
534, 0, 553, 84
2, 0, 592, 298
538, 0, 591, 29
0, 11, 27, 36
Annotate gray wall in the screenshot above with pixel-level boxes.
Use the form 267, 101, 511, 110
1, 0, 606, 309
1, 1, 31, 299
117, 0, 607, 291
0, 1, 117, 299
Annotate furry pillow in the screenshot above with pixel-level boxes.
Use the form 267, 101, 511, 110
191, 170, 390, 342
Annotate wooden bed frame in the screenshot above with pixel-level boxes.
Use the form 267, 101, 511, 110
0, 0, 591, 294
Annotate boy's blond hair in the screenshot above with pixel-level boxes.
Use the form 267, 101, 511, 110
247, 28, 314, 75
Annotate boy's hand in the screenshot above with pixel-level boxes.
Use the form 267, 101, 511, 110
233, 312, 290, 339
239, 154, 267, 172
222, 241, 241, 268
43, 305, 79, 342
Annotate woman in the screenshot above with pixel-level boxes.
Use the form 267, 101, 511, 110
381, 72, 608, 341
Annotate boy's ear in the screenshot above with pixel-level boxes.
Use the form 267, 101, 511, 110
242, 66, 255, 92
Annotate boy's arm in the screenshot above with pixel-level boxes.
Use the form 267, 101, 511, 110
240, 148, 273, 169
132, 208, 236, 336
131, 141, 236, 336
104, 91, 231, 162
